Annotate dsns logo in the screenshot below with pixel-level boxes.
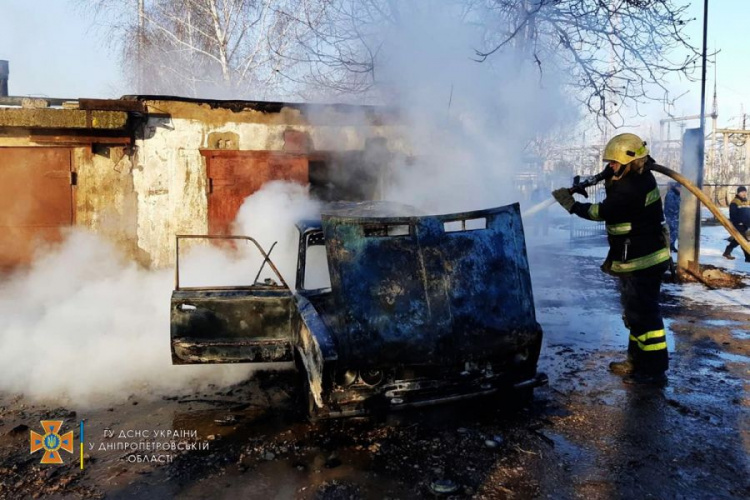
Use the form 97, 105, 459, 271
30, 420, 74, 464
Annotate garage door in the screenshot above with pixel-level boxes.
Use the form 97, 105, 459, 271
0, 148, 73, 269
204, 151, 308, 235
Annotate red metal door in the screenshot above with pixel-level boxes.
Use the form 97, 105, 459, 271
204, 151, 308, 235
0, 148, 73, 269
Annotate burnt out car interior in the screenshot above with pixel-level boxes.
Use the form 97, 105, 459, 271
171, 202, 547, 419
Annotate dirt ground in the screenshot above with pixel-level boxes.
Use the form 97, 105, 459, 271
1, 242, 749, 499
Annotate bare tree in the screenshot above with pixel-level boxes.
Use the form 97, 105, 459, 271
84, 0, 701, 120
277, 0, 394, 100
284, 0, 700, 124
477, 0, 701, 126
84, 0, 311, 98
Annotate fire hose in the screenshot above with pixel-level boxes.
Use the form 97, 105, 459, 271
649, 163, 750, 256
521, 163, 750, 257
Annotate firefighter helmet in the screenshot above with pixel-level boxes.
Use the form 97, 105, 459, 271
602, 133, 649, 166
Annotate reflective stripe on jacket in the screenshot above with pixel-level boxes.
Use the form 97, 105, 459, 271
570, 159, 670, 274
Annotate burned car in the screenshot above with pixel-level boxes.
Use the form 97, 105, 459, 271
170, 202, 547, 419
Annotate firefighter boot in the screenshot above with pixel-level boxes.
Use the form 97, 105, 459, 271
723, 246, 735, 260
609, 358, 635, 375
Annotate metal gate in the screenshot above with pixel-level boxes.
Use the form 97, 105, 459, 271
569, 184, 606, 240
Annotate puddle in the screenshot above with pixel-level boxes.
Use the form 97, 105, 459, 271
703, 319, 745, 327
592, 389, 626, 407
694, 347, 750, 367
730, 329, 750, 340
716, 351, 750, 364
544, 432, 605, 484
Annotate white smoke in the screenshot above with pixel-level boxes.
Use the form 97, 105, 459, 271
177, 181, 322, 289
383, 12, 572, 213
0, 182, 323, 407
0, 230, 254, 405
304, 7, 575, 215
232, 181, 322, 285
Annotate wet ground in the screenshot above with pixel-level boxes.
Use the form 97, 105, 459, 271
1, 236, 749, 499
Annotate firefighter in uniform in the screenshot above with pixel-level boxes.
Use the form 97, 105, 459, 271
551, 133, 671, 385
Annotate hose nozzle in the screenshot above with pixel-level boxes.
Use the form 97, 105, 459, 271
570, 165, 614, 198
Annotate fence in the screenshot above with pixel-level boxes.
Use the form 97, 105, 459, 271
569, 184, 606, 241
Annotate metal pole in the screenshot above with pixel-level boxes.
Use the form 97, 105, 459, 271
138, 0, 145, 93
678, 128, 703, 271
693, 0, 709, 267
0, 60, 8, 97
699, 0, 709, 136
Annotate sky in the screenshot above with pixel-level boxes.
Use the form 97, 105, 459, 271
0, 0, 749, 130
648, 0, 750, 130
0, 1, 124, 98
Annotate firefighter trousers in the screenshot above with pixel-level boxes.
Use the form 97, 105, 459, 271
618, 272, 668, 375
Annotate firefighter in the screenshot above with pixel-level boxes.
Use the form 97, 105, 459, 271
722, 186, 750, 262
551, 133, 671, 385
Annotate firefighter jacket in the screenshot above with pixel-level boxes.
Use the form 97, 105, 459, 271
570, 159, 670, 275
729, 195, 750, 233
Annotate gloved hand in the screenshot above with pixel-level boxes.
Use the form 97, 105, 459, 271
552, 188, 575, 213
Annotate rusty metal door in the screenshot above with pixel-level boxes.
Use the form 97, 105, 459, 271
0, 148, 73, 269
204, 151, 308, 235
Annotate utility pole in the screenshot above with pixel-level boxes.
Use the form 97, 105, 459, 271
698, 0, 709, 184
677, 0, 709, 273
0, 60, 8, 97
709, 57, 718, 177
138, 0, 145, 93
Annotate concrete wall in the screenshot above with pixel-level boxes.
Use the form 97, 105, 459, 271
74, 147, 141, 263
134, 99, 408, 268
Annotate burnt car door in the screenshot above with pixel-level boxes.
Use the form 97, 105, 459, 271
170, 235, 296, 365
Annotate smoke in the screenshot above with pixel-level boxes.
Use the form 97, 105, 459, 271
389, 12, 572, 212
0, 182, 324, 407
0, 6, 577, 406
0, 231, 256, 405
303, 7, 575, 215
296, 6, 584, 320
178, 181, 322, 289
232, 181, 322, 284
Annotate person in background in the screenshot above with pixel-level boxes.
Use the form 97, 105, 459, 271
723, 186, 750, 262
663, 182, 681, 253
